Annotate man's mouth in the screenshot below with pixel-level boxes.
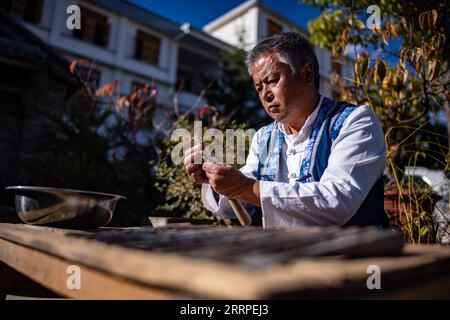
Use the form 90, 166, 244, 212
268, 105, 280, 113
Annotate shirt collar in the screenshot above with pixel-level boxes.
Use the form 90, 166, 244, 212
278, 95, 323, 140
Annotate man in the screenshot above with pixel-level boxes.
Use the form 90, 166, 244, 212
183, 32, 389, 228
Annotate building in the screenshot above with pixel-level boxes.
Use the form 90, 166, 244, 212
203, 0, 354, 98
0, 0, 357, 222
1, 0, 354, 109
0, 0, 234, 110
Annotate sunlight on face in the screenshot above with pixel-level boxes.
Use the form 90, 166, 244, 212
251, 53, 309, 125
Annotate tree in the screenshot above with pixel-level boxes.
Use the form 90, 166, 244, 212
304, 0, 449, 243
304, 0, 448, 158
205, 47, 268, 128
18, 59, 163, 227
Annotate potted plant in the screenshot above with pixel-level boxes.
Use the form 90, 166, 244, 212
384, 177, 443, 243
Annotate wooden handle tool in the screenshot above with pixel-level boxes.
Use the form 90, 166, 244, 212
228, 198, 252, 226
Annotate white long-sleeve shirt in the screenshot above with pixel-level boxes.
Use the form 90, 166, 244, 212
201, 98, 386, 228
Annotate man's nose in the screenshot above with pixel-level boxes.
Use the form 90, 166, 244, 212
262, 86, 274, 103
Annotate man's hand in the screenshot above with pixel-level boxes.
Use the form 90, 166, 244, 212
202, 162, 261, 207
183, 145, 208, 185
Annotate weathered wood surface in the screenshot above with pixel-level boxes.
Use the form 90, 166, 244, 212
0, 223, 450, 299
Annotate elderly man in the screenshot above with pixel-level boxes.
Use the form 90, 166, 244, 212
183, 32, 389, 228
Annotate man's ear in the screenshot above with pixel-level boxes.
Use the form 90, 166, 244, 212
301, 62, 315, 85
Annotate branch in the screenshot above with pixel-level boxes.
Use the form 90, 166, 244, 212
396, 108, 428, 125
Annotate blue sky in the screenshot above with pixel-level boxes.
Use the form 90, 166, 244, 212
126, 0, 323, 31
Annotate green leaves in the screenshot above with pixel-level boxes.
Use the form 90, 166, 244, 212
308, 9, 346, 52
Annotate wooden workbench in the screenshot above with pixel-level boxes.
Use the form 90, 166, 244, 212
0, 223, 449, 299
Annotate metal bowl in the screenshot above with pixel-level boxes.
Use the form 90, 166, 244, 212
6, 186, 126, 229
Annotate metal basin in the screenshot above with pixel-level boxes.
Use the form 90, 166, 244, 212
6, 186, 126, 229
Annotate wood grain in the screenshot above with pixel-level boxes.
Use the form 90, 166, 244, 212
0, 239, 190, 299
0, 224, 262, 299
1, 223, 450, 299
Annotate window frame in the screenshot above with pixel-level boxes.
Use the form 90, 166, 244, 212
134, 30, 161, 66
71, 5, 111, 48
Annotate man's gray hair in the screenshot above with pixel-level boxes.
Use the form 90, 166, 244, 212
246, 32, 320, 89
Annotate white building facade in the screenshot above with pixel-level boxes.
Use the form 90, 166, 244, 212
1, 0, 232, 110
204, 0, 354, 98
2, 0, 353, 109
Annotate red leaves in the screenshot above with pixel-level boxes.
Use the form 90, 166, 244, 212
199, 104, 209, 119
69, 58, 90, 74
390, 145, 400, 152
117, 96, 129, 109
130, 91, 138, 104
69, 60, 77, 74
97, 81, 120, 98
151, 88, 157, 99
98, 83, 114, 97
140, 85, 157, 99
127, 85, 158, 109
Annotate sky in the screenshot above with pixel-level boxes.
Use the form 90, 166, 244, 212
126, 0, 323, 31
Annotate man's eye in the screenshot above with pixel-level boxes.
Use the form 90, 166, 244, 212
269, 78, 279, 84
255, 86, 262, 92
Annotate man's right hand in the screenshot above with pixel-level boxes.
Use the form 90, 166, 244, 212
183, 145, 208, 185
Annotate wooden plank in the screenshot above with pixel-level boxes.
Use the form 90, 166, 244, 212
257, 245, 450, 298
0, 223, 264, 299
1, 223, 450, 299
0, 238, 191, 299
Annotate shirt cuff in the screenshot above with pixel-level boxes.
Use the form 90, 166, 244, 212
201, 183, 219, 212
201, 183, 236, 218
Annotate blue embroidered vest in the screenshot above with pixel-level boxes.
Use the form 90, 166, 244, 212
250, 97, 389, 228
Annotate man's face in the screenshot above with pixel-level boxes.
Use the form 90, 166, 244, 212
251, 53, 309, 124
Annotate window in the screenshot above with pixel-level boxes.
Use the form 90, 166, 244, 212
0, 0, 43, 24
134, 30, 160, 66
72, 6, 110, 47
267, 19, 283, 37
77, 66, 101, 89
